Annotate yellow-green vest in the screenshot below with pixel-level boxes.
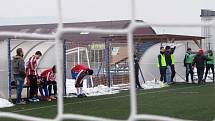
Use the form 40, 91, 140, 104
158, 54, 167, 67
171, 54, 175, 65
207, 54, 214, 64
185, 53, 194, 64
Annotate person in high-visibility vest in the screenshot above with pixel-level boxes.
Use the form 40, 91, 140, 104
158, 47, 167, 83
184, 48, 194, 83
170, 46, 176, 83
204, 50, 214, 83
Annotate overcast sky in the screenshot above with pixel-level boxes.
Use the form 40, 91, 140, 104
0, 0, 214, 35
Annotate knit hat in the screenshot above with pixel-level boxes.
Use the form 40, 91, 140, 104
198, 49, 204, 54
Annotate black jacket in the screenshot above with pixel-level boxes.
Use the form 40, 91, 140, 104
164, 46, 176, 66
192, 54, 207, 68
134, 54, 139, 70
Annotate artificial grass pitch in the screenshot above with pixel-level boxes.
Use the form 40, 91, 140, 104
0, 83, 214, 121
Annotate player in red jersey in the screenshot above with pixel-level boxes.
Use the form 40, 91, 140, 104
71, 64, 93, 97
26, 51, 42, 102
40, 65, 56, 101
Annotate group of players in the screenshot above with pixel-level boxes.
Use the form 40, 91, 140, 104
12, 48, 93, 104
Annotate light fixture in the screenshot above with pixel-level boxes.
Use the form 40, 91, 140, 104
80, 32, 90, 35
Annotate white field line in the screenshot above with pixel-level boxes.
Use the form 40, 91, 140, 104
10, 84, 211, 113
167, 91, 200, 94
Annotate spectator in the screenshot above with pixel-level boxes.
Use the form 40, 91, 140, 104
12, 48, 26, 104
158, 47, 167, 83
134, 51, 143, 89
184, 48, 194, 83
164, 46, 172, 84
170, 46, 176, 83
192, 49, 207, 84
204, 50, 214, 83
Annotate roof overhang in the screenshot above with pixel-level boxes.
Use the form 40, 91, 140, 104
0, 20, 156, 41
103, 34, 205, 47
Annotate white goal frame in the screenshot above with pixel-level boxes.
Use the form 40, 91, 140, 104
0, 0, 215, 121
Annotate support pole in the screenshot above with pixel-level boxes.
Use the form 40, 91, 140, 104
105, 39, 111, 87
63, 40, 67, 96
78, 46, 80, 64
7, 38, 12, 100
212, 22, 215, 57
85, 48, 94, 87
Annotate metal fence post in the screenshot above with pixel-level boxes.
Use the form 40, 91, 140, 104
7, 38, 12, 100
105, 39, 111, 87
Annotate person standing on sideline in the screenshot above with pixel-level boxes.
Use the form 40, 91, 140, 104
71, 64, 93, 97
170, 46, 176, 83
204, 50, 214, 83
12, 48, 26, 104
184, 48, 194, 83
164, 46, 172, 84
134, 51, 143, 89
192, 49, 207, 84
158, 47, 167, 83
26, 51, 42, 102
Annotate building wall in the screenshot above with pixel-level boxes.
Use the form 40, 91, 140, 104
201, 9, 215, 50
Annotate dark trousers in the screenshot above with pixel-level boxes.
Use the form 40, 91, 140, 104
185, 64, 194, 83
204, 64, 214, 82
160, 67, 167, 83
170, 65, 176, 82
196, 67, 205, 84
135, 65, 142, 88
28, 75, 38, 98
47, 81, 57, 96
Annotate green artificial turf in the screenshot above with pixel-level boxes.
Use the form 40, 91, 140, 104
0, 83, 214, 121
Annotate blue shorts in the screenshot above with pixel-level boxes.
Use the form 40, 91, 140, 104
71, 71, 78, 79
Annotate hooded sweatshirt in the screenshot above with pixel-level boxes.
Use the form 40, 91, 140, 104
12, 55, 25, 77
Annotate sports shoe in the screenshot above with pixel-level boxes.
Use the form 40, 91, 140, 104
32, 97, 40, 102
81, 93, 87, 97
77, 94, 83, 98
50, 96, 56, 100
46, 98, 52, 102
54, 94, 58, 98
16, 101, 26, 105
35, 99, 40, 102
28, 98, 34, 102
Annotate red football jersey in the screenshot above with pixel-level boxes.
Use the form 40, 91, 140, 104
26, 55, 38, 76
71, 64, 90, 73
40, 68, 55, 81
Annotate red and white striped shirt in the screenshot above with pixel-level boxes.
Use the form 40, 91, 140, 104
26, 55, 38, 76
40, 68, 56, 81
